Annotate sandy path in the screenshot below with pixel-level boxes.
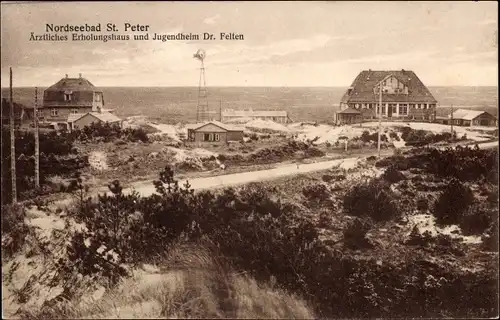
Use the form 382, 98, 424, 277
119, 140, 498, 198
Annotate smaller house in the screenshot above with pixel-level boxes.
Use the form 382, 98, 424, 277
186, 121, 244, 143
448, 109, 497, 127
67, 111, 123, 131
334, 107, 362, 125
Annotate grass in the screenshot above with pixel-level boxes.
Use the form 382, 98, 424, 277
18, 242, 315, 319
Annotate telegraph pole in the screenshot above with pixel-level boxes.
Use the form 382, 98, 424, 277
219, 97, 222, 122
450, 104, 454, 140
377, 82, 382, 157
9, 67, 17, 203
34, 87, 40, 188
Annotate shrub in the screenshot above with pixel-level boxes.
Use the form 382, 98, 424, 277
381, 166, 406, 184
481, 218, 499, 252
1, 204, 29, 258
459, 202, 497, 236
360, 131, 387, 143
433, 178, 474, 226
389, 131, 400, 141
343, 179, 399, 221
343, 218, 373, 249
322, 174, 334, 183
302, 183, 330, 203
416, 197, 429, 211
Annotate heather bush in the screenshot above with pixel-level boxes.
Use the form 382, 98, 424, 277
416, 197, 429, 211
459, 201, 497, 236
389, 131, 400, 141
1, 128, 88, 205
343, 178, 399, 221
1, 203, 29, 259
381, 166, 406, 184
433, 178, 474, 226
57, 164, 498, 319
343, 218, 373, 249
360, 130, 387, 143
74, 122, 149, 143
302, 183, 330, 206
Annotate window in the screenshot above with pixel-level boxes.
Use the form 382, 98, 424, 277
71, 109, 78, 114
95, 94, 101, 102
190, 132, 195, 141
51, 109, 58, 117
64, 93, 72, 101
399, 105, 408, 115
215, 134, 220, 141
203, 133, 210, 141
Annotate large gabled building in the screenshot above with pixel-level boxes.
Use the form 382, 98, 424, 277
338, 69, 438, 122
42, 74, 121, 130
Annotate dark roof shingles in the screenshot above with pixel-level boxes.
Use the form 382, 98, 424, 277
46, 78, 99, 92
341, 70, 437, 104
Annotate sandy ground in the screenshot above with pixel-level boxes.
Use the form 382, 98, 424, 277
117, 140, 497, 198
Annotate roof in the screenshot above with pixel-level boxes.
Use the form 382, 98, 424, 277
45, 76, 99, 92
341, 70, 437, 104
67, 113, 86, 123
68, 111, 121, 123
222, 110, 287, 117
337, 107, 361, 115
449, 109, 495, 121
88, 111, 121, 123
187, 120, 243, 132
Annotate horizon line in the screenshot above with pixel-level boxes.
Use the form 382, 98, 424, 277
1, 85, 499, 89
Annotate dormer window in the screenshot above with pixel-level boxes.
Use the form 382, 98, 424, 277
64, 90, 73, 101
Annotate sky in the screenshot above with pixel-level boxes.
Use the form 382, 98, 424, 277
1, 1, 498, 87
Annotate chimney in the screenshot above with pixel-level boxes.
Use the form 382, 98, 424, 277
65, 74, 68, 78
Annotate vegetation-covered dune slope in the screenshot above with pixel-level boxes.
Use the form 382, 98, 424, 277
3, 143, 498, 319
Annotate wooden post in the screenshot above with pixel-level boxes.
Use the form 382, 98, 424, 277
10, 67, 17, 203
34, 87, 40, 188
450, 104, 454, 140
377, 82, 382, 157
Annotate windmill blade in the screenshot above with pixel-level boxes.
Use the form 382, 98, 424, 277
193, 49, 206, 61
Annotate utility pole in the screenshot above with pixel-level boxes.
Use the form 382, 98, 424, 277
377, 82, 382, 157
219, 97, 222, 122
10, 67, 17, 203
450, 104, 454, 140
34, 87, 40, 188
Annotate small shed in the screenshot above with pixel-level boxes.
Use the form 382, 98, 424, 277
186, 121, 244, 143
334, 107, 362, 125
69, 111, 122, 130
449, 109, 497, 127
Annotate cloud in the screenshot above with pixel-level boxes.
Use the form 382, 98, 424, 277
478, 19, 496, 26
203, 14, 220, 25
207, 34, 333, 66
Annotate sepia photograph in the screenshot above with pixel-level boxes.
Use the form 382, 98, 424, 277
1, 1, 498, 318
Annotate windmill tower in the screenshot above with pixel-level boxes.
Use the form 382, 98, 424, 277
193, 49, 211, 122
